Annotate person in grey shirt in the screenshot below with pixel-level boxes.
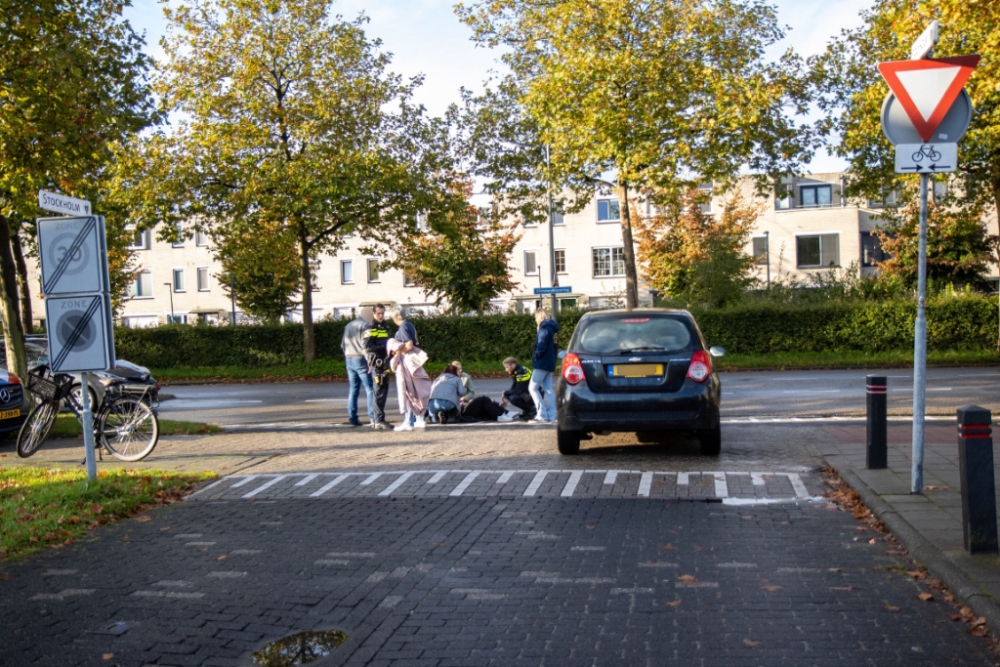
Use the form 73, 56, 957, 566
341, 308, 375, 426
428, 364, 467, 424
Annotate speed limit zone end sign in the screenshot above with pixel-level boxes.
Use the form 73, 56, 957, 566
44, 293, 115, 373
37, 216, 109, 296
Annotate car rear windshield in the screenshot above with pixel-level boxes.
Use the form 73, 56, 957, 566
575, 316, 693, 355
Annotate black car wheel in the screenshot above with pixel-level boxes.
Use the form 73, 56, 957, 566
698, 424, 722, 456
557, 427, 581, 455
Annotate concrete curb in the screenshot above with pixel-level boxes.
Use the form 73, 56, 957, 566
826, 455, 1000, 639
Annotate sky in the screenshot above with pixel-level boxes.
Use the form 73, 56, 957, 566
122, 0, 875, 173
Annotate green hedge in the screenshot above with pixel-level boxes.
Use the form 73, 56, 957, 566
113, 295, 998, 368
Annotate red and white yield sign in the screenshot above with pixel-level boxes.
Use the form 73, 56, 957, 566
877, 55, 980, 142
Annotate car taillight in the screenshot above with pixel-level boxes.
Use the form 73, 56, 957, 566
562, 352, 586, 385
6, 373, 21, 385
686, 350, 712, 382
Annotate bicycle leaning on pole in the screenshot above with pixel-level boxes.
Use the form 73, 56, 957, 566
16, 364, 160, 462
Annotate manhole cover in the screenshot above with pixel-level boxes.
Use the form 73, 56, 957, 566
251, 629, 347, 666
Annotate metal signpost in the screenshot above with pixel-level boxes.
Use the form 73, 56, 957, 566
36, 200, 114, 482
877, 28, 979, 494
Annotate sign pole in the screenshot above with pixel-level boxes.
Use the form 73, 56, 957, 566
81, 372, 97, 481
911, 173, 929, 494
546, 146, 557, 315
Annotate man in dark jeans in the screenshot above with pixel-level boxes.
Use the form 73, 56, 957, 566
341, 308, 374, 426
500, 356, 536, 421
363, 304, 392, 431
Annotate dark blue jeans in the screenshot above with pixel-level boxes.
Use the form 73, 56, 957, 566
428, 398, 457, 421
346, 357, 375, 424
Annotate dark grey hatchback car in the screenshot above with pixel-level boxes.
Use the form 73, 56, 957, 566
555, 309, 724, 456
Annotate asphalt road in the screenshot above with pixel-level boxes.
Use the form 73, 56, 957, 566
156, 367, 1000, 427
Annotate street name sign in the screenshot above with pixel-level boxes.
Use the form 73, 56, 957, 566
877, 56, 980, 142
44, 293, 115, 373
37, 216, 109, 295
534, 286, 572, 295
895, 142, 957, 174
909, 20, 939, 60
38, 190, 92, 216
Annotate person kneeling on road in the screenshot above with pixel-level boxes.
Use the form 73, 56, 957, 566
499, 357, 536, 422
428, 364, 467, 424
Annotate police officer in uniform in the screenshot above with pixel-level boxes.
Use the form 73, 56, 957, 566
364, 303, 392, 430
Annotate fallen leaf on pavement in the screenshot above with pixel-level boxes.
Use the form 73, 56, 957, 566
970, 617, 987, 628
924, 485, 948, 491
971, 626, 989, 637
760, 585, 782, 592
907, 571, 926, 580
918, 593, 934, 602
868, 538, 876, 544
102, 654, 114, 661
949, 614, 963, 621
827, 567, 841, 573
586, 525, 596, 530
678, 575, 696, 583
885, 605, 900, 612
667, 600, 682, 607
743, 639, 760, 647
217, 555, 227, 560
659, 544, 677, 551
960, 607, 975, 619
134, 515, 151, 523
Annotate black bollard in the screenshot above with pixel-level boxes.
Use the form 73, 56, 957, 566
956, 406, 998, 555
866, 375, 887, 469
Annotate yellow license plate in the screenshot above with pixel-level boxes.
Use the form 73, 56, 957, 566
0, 408, 21, 420
611, 364, 663, 378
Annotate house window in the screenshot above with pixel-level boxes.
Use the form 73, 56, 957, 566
698, 184, 713, 214
341, 260, 354, 284
868, 190, 899, 208
130, 270, 153, 298
752, 237, 768, 265
592, 247, 625, 277
127, 227, 149, 250
367, 259, 380, 283
554, 249, 566, 274
551, 211, 564, 225
404, 272, 415, 287
860, 232, 889, 267
172, 222, 184, 247
197, 267, 210, 291
800, 184, 832, 208
195, 230, 209, 247
167, 314, 188, 324
597, 199, 620, 222
524, 250, 538, 275
172, 268, 186, 292
796, 233, 840, 268
775, 184, 794, 210
559, 298, 577, 310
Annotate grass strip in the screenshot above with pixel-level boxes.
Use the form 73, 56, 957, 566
0, 467, 215, 561
48, 414, 221, 438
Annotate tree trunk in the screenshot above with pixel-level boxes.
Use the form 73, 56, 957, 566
11, 227, 32, 334
298, 225, 316, 363
614, 181, 639, 310
990, 158, 1000, 353
0, 217, 28, 379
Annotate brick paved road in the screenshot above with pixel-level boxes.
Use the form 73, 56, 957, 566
2, 495, 995, 667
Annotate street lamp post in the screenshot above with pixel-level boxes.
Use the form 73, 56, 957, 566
164, 282, 175, 323
764, 231, 770, 290
229, 273, 237, 325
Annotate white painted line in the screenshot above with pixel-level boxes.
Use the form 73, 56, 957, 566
229, 475, 259, 488
360, 472, 383, 486
713, 472, 728, 498
786, 473, 809, 498
304, 398, 349, 402
524, 471, 549, 496
496, 471, 514, 485
637, 472, 653, 497
750, 473, 766, 486
309, 473, 351, 497
187, 479, 225, 498
604, 470, 618, 485
427, 471, 448, 484
783, 390, 841, 394
295, 473, 320, 487
677, 472, 689, 486
242, 475, 288, 499
927, 387, 953, 392
561, 471, 583, 497
379, 472, 416, 497
450, 472, 481, 497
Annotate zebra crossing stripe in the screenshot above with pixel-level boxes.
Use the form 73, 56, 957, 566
561, 471, 583, 497
378, 472, 415, 497
360, 472, 383, 486
295, 473, 320, 487
524, 471, 549, 496
604, 471, 618, 485
310, 473, 351, 497
787, 473, 809, 498
496, 471, 515, 485
242, 475, 287, 499
450, 472, 480, 497
712, 473, 728, 499
637, 472, 653, 497
427, 471, 448, 484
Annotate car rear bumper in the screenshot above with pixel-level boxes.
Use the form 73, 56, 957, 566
557, 377, 720, 432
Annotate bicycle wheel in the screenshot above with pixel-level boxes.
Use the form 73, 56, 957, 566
98, 397, 159, 462
16, 401, 59, 458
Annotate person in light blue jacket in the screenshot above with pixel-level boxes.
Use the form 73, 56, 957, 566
428, 365, 467, 424
529, 308, 560, 423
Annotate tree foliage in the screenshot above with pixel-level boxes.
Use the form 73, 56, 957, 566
636, 188, 761, 308
0, 0, 156, 376
456, 0, 815, 308
149, 0, 457, 361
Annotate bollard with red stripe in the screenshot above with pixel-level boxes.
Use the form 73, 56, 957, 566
866, 375, 887, 469
956, 406, 997, 554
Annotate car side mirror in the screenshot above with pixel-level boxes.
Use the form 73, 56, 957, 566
557, 350, 567, 360
709, 346, 725, 358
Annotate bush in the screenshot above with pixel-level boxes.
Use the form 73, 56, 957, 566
113, 295, 997, 369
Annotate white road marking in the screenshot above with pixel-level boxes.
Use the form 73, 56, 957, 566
360, 472, 383, 486
427, 471, 448, 484
927, 387, 953, 392
496, 471, 514, 484
637, 472, 653, 497
677, 472, 689, 485
787, 473, 810, 498
309, 473, 351, 497
750, 473, 766, 486
604, 470, 618, 485
242, 475, 287, 499
304, 398, 349, 403
524, 471, 550, 496
713, 472, 728, 498
450, 472, 481, 497
187, 479, 225, 498
295, 473, 320, 487
229, 476, 259, 488
379, 471, 416, 496
561, 471, 583, 497
783, 390, 841, 394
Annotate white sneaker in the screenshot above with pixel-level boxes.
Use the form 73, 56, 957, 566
497, 412, 515, 423
394, 423, 414, 432
414, 417, 427, 429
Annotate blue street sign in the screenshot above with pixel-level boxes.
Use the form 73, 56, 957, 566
534, 286, 572, 295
